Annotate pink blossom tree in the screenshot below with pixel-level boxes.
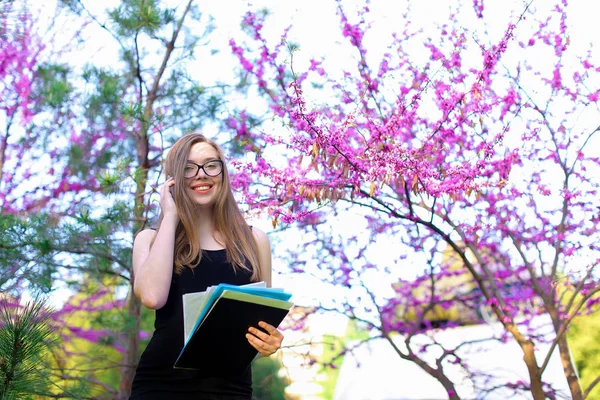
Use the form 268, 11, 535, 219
228, 0, 600, 398
0, 2, 40, 196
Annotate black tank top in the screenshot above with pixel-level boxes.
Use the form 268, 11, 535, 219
130, 249, 254, 399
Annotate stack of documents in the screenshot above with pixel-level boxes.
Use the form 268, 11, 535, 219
174, 281, 293, 374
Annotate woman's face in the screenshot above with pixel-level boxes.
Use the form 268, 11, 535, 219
184, 142, 223, 208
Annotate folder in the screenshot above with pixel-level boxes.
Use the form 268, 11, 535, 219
174, 282, 293, 374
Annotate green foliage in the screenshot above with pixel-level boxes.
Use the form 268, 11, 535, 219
81, 66, 128, 123
251, 356, 290, 400
1, 214, 57, 294
155, 68, 225, 134
318, 334, 344, 399
0, 205, 132, 296
0, 295, 57, 399
36, 278, 129, 397
319, 319, 370, 399
569, 308, 600, 398
109, 0, 171, 37
36, 64, 72, 108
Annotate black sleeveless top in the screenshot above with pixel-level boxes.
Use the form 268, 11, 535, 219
130, 249, 254, 399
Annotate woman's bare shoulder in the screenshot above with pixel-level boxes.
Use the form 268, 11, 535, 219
134, 228, 156, 245
251, 226, 270, 245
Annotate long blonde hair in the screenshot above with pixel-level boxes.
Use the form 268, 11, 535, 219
153, 133, 261, 280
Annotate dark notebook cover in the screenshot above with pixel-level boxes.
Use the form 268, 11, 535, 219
174, 295, 291, 375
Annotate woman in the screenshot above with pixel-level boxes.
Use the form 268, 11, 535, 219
130, 133, 284, 399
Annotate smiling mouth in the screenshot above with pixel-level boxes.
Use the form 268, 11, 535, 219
191, 184, 213, 193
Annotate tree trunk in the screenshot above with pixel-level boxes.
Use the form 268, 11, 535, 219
521, 340, 546, 400
545, 302, 583, 400
116, 138, 149, 398
116, 288, 142, 400
556, 330, 583, 399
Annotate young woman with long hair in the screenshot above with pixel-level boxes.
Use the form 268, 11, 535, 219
129, 133, 283, 399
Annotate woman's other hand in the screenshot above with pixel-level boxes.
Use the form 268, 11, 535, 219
246, 321, 284, 357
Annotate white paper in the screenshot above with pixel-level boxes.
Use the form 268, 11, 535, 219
182, 291, 208, 343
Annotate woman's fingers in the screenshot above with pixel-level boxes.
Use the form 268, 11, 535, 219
159, 177, 178, 218
246, 333, 276, 356
163, 177, 175, 193
247, 325, 282, 347
247, 326, 269, 341
258, 321, 284, 340
164, 178, 176, 195
246, 322, 284, 356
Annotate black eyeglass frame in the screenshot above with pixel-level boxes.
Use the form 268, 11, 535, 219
183, 159, 224, 178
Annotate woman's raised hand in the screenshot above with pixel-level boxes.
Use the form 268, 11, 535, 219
160, 177, 178, 220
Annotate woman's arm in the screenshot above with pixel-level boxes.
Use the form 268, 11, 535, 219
247, 226, 284, 356
132, 178, 179, 310
252, 227, 272, 287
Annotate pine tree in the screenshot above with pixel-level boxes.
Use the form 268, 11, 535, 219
0, 296, 57, 399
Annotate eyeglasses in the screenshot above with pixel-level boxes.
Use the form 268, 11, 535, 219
183, 160, 223, 178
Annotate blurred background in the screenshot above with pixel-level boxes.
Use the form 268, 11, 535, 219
1, 0, 599, 399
